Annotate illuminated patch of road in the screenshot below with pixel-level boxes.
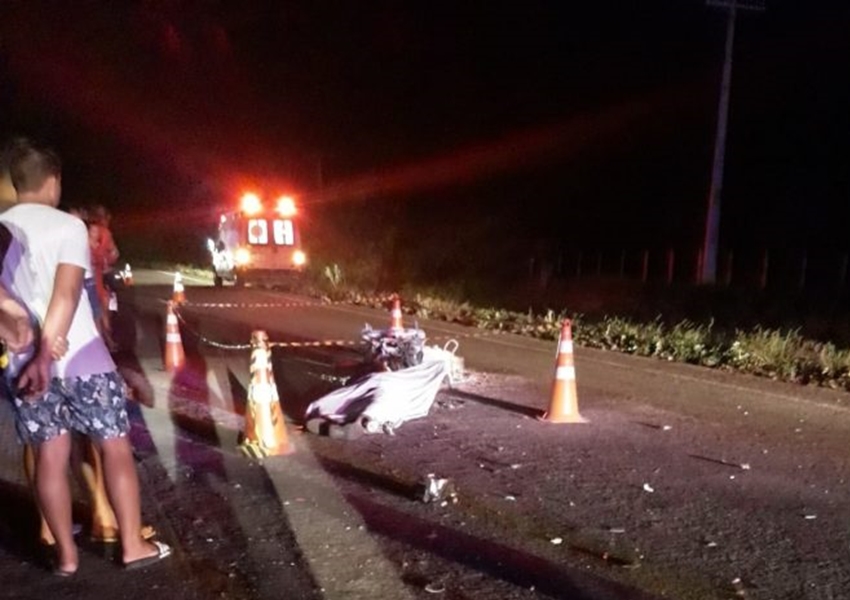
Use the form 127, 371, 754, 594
134, 317, 415, 598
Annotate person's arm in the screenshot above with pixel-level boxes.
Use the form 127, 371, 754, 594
17, 263, 83, 398
0, 286, 33, 352
41, 263, 83, 351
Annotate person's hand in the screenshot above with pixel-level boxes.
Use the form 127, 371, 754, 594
17, 350, 51, 400
5, 315, 34, 353
50, 335, 69, 360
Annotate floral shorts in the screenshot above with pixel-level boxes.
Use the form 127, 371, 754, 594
13, 371, 130, 445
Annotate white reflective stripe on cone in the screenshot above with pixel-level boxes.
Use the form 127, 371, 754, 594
555, 365, 576, 380
251, 383, 273, 404
559, 340, 573, 354
166, 333, 182, 343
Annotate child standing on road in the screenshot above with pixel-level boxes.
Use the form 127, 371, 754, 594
0, 138, 170, 575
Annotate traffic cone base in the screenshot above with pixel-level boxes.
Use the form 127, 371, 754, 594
541, 320, 586, 424
239, 330, 294, 457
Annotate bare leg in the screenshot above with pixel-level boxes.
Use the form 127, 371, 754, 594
23, 443, 56, 546
80, 438, 119, 540
97, 436, 159, 563
34, 433, 77, 574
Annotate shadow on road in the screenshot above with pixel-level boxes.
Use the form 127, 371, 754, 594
344, 492, 657, 600
450, 389, 542, 419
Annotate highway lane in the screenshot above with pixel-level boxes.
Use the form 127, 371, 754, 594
135, 269, 850, 426
121, 269, 850, 599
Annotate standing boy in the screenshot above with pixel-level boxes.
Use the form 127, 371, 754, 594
0, 138, 170, 575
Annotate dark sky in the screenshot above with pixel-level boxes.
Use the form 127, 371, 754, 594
1, 1, 848, 266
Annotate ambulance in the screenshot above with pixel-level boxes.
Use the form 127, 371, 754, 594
208, 192, 307, 287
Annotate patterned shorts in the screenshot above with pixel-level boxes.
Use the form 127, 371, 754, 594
13, 371, 130, 445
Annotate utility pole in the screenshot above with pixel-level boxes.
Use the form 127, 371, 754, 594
700, 0, 765, 284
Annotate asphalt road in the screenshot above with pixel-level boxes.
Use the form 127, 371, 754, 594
1, 269, 848, 599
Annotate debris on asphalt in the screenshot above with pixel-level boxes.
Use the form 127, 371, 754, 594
420, 474, 458, 504
637, 421, 671, 431
643, 483, 655, 493
731, 577, 748, 597
689, 454, 753, 471
436, 397, 465, 410
424, 582, 446, 594
602, 552, 642, 569
804, 514, 817, 520
550, 537, 563, 545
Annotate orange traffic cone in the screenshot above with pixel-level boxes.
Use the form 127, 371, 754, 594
240, 330, 293, 457
390, 293, 403, 332
163, 300, 185, 372
542, 319, 586, 423
172, 272, 185, 304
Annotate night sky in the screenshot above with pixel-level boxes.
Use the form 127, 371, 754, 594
1, 1, 848, 279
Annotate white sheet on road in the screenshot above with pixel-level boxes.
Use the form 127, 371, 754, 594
304, 359, 449, 431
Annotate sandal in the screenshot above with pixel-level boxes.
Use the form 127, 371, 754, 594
124, 540, 172, 570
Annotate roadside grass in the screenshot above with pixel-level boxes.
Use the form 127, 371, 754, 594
305, 263, 850, 393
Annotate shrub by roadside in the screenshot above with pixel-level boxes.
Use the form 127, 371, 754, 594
310, 264, 850, 393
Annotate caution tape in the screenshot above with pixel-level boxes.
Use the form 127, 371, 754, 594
172, 305, 361, 352
429, 329, 508, 342
170, 297, 503, 352
269, 340, 360, 349
183, 300, 320, 309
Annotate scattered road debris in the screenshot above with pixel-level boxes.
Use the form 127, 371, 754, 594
731, 576, 748, 597
689, 454, 752, 471
424, 582, 446, 594
420, 474, 458, 504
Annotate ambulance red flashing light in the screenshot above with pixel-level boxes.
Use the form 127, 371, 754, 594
240, 192, 262, 215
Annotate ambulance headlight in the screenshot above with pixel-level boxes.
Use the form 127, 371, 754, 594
234, 247, 251, 265
293, 250, 306, 266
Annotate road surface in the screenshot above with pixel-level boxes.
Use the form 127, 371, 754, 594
1, 269, 847, 599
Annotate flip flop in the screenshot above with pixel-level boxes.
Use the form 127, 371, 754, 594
53, 567, 76, 578
123, 540, 172, 570
52, 562, 77, 578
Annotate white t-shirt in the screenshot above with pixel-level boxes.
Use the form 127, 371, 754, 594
0, 203, 115, 378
